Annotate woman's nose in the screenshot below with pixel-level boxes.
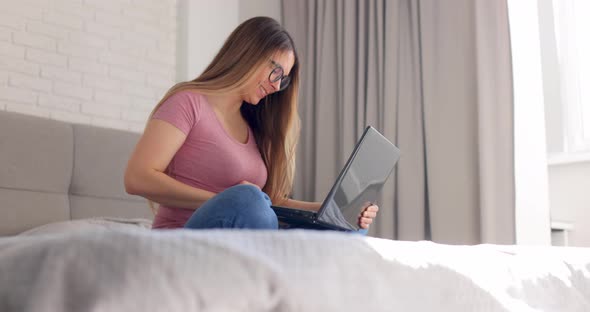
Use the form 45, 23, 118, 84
270, 79, 281, 91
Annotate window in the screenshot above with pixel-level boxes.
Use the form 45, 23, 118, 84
553, 0, 590, 151
542, 0, 590, 163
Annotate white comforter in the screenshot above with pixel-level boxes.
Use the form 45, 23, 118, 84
1, 226, 589, 312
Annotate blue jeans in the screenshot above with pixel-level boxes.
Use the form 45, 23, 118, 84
184, 185, 278, 230
184, 184, 368, 235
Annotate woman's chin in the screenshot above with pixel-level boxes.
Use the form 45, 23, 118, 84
245, 96, 262, 105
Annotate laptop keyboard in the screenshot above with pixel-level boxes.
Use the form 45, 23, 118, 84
272, 206, 316, 219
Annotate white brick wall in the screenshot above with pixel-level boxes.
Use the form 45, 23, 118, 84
0, 0, 177, 133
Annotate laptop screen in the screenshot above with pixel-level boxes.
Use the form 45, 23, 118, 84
317, 127, 400, 231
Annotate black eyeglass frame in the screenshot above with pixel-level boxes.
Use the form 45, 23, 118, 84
269, 60, 291, 92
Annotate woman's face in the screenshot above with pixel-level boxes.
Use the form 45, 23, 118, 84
243, 50, 295, 105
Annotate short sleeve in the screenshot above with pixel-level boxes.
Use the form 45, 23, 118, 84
152, 91, 201, 135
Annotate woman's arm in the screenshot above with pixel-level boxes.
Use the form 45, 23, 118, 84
124, 119, 215, 210
279, 198, 322, 211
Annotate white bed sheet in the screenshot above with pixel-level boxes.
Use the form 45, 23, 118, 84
1, 225, 589, 312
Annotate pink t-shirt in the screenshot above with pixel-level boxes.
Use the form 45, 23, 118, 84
150, 91, 268, 229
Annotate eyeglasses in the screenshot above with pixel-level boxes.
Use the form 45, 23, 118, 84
269, 60, 291, 91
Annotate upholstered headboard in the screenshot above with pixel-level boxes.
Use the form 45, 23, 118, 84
0, 111, 153, 236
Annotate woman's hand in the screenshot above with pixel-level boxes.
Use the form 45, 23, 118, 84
358, 204, 379, 229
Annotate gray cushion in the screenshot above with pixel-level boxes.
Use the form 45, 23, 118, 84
0, 188, 69, 236
70, 195, 153, 220
0, 110, 153, 235
70, 124, 141, 200
0, 111, 73, 193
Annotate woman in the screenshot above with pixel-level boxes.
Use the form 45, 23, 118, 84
124, 16, 378, 231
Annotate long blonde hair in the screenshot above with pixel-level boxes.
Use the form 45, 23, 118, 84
148, 17, 300, 214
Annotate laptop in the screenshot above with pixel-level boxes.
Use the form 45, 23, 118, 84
271, 126, 401, 232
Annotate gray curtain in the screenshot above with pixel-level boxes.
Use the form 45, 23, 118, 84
282, 0, 515, 244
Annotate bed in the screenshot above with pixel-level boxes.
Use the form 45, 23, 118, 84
1, 110, 589, 312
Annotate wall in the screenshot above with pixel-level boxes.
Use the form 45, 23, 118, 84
0, 0, 282, 131
176, 0, 239, 82
507, 0, 552, 245
547, 162, 590, 246
0, 0, 177, 132
239, 0, 281, 24
177, 0, 282, 82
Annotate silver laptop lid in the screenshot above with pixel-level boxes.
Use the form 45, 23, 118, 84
316, 126, 401, 231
